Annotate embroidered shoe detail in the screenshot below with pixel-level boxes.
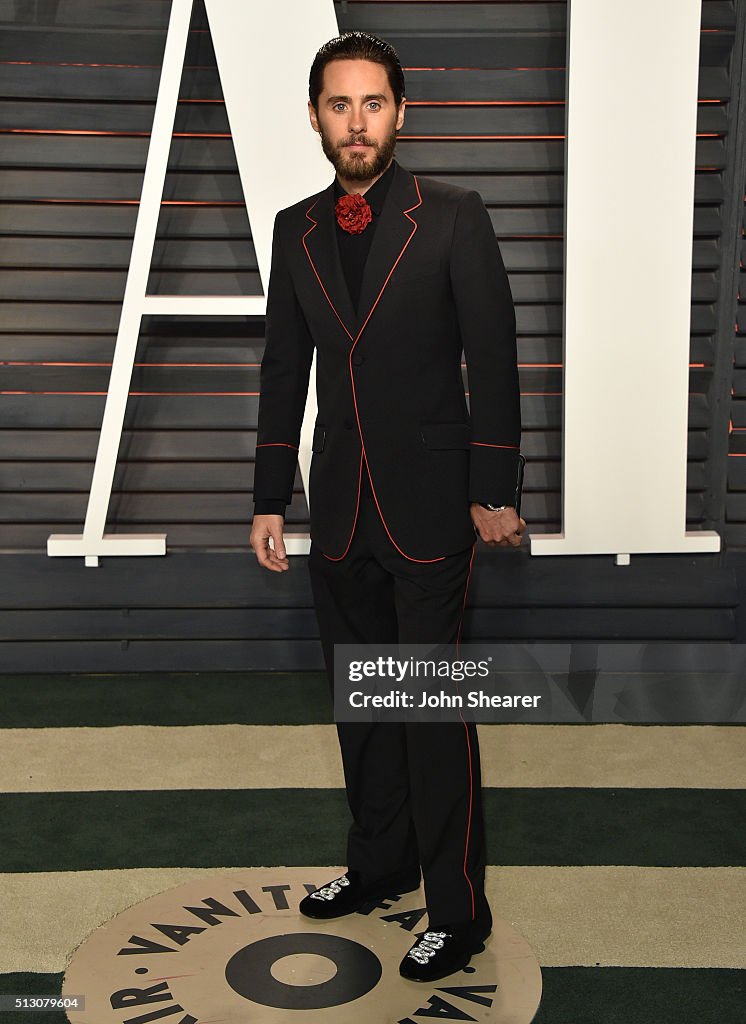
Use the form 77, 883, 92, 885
406, 931, 452, 964
309, 875, 350, 901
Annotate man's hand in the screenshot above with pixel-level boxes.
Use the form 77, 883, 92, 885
470, 503, 526, 547
250, 514, 289, 572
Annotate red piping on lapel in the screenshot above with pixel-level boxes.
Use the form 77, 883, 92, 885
303, 199, 354, 343
457, 542, 477, 919
322, 449, 364, 562
351, 175, 422, 346
303, 177, 424, 349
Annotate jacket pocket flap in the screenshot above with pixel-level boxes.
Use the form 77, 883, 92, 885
420, 422, 471, 450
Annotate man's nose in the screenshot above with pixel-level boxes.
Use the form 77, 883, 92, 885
348, 106, 366, 133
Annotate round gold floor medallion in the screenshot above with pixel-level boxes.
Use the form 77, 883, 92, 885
63, 869, 542, 1023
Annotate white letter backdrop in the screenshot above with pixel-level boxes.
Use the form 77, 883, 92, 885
46, 0, 719, 566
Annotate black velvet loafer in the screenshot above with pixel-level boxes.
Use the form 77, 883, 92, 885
399, 917, 492, 982
299, 868, 421, 920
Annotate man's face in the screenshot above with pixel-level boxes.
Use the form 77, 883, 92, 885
308, 58, 405, 183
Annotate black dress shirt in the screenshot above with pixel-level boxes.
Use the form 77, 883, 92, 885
332, 158, 395, 314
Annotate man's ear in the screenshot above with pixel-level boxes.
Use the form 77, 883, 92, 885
308, 100, 320, 133
396, 97, 406, 131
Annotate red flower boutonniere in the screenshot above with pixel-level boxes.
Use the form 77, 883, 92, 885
335, 193, 373, 234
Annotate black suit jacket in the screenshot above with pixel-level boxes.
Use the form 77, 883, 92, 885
253, 158, 521, 562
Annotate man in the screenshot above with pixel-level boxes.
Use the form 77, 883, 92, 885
250, 31, 525, 982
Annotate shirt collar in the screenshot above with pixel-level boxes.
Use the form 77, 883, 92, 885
333, 158, 396, 216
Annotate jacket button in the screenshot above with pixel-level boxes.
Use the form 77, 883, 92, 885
352, 353, 365, 366
344, 418, 354, 430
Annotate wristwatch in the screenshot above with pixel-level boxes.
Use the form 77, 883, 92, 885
479, 503, 511, 513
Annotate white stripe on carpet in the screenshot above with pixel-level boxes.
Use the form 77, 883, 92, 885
0, 724, 743, 791
2, 865, 744, 973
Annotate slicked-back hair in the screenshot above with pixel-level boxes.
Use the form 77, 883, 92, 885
309, 31, 405, 110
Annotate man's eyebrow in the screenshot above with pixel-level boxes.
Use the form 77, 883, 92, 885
326, 93, 389, 104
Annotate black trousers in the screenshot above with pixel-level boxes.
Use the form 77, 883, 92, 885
308, 467, 488, 927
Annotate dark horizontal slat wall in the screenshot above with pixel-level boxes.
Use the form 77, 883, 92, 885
0, 0, 739, 550
724, 21, 746, 545
0, 550, 739, 672
1, 1, 744, 670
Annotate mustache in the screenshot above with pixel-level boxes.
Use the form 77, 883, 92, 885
342, 137, 376, 148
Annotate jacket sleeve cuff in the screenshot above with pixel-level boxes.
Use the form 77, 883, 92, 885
253, 499, 287, 517
253, 442, 299, 506
469, 445, 522, 507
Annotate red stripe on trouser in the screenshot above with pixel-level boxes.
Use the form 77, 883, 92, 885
456, 543, 477, 918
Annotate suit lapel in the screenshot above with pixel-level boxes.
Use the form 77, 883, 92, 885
354, 161, 421, 342
302, 159, 423, 344
302, 185, 357, 342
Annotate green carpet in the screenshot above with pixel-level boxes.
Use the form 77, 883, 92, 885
0, 788, 743, 872
0, 671, 744, 1023
0, 672, 333, 727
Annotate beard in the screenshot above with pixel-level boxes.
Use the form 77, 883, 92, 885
318, 121, 398, 182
